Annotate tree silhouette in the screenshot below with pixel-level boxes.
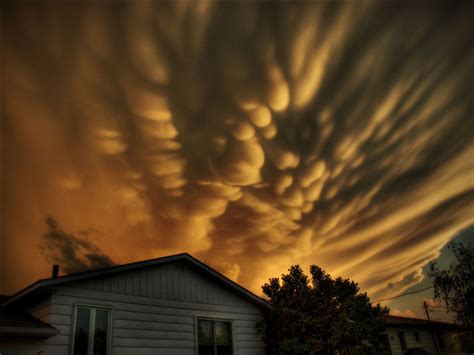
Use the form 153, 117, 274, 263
429, 242, 474, 351
259, 265, 388, 355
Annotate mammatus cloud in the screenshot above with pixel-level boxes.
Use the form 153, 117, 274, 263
1, 1, 473, 298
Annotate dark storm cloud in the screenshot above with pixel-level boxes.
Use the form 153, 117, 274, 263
41, 217, 116, 274
1, 0, 473, 296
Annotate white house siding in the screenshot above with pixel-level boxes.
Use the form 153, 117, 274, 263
0, 340, 68, 355
385, 327, 437, 355
0, 261, 265, 355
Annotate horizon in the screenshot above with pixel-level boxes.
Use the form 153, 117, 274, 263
2, 220, 472, 323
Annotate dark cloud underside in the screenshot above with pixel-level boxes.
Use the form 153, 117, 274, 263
1, 1, 473, 297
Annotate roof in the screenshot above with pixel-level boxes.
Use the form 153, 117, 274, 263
0, 306, 59, 338
381, 314, 458, 329
2, 253, 270, 310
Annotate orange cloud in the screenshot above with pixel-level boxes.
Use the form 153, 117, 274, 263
1, 1, 473, 300
390, 309, 417, 318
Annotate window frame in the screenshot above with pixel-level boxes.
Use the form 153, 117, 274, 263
414, 331, 421, 342
194, 316, 236, 355
380, 333, 392, 354
70, 303, 113, 355
398, 331, 407, 352
435, 331, 445, 350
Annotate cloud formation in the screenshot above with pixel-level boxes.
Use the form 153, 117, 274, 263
41, 217, 116, 274
390, 309, 416, 318
1, 1, 473, 298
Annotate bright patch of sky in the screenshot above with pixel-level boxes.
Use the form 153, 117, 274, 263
385, 225, 474, 322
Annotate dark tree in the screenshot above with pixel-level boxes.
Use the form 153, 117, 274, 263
428, 242, 474, 350
259, 265, 388, 355
428, 242, 474, 327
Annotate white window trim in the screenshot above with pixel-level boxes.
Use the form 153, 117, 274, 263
70, 303, 113, 355
194, 316, 236, 355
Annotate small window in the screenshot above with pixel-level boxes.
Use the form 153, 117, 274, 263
197, 319, 233, 355
435, 332, 445, 350
398, 331, 407, 351
380, 333, 392, 354
73, 306, 111, 355
414, 331, 421, 342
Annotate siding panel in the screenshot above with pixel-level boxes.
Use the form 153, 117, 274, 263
113, 348, 194, 355
113, 328, 194, 340
113, 319, 194, 332
75, 261, 258, 308
385, 328, 439, 355
113, 338, 195, 348
56, 286, 261, 316
0, 342, 68, 355
114, 310, 193, 325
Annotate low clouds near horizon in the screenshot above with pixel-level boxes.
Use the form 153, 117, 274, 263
1, 1, 473, 299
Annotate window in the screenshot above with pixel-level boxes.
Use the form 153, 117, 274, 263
414, 331, 421, 342
197, 319, 233, 355
398, 332, 407, 351
72, 306, 111, 355
435, 332, 445, 350
380, 333, 392, 354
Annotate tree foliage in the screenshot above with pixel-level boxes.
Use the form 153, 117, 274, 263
428, 242, 474, 351
428, 242, 474, 327
259, 265, 388, 355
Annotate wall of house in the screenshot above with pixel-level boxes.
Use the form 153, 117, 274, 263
385, 327, 438, 355
384, 326, 469, 355
0, 261, 264, 355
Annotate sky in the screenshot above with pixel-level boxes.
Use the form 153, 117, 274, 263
1, 1, 473, 317
382, 225, 473, 320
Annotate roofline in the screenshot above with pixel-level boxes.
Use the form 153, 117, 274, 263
381, 314, 457, 327
3, 253, 270, 310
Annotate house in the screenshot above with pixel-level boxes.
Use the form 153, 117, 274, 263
0, 253, 268, 355
381, 314, 467, 355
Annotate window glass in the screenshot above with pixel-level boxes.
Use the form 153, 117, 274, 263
198, 319, 233, 355
435, 332, 445, 350
398, 332, 407, 351
380, 333, 391, 354
414, 331, 421, 342
74, 307, 91, 355
215, 321, 232, 355
73, 306, 110, 355
198, 319, 214, 355
94, 309, 110, 355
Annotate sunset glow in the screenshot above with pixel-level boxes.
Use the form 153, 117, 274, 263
1, 1, 473, 311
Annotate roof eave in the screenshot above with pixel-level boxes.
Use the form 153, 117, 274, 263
3, 253, 271, 310
182, 256, 271, 310
383, 319, 458, 329
2, 253, 190, 307
0, 326, 59, 338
